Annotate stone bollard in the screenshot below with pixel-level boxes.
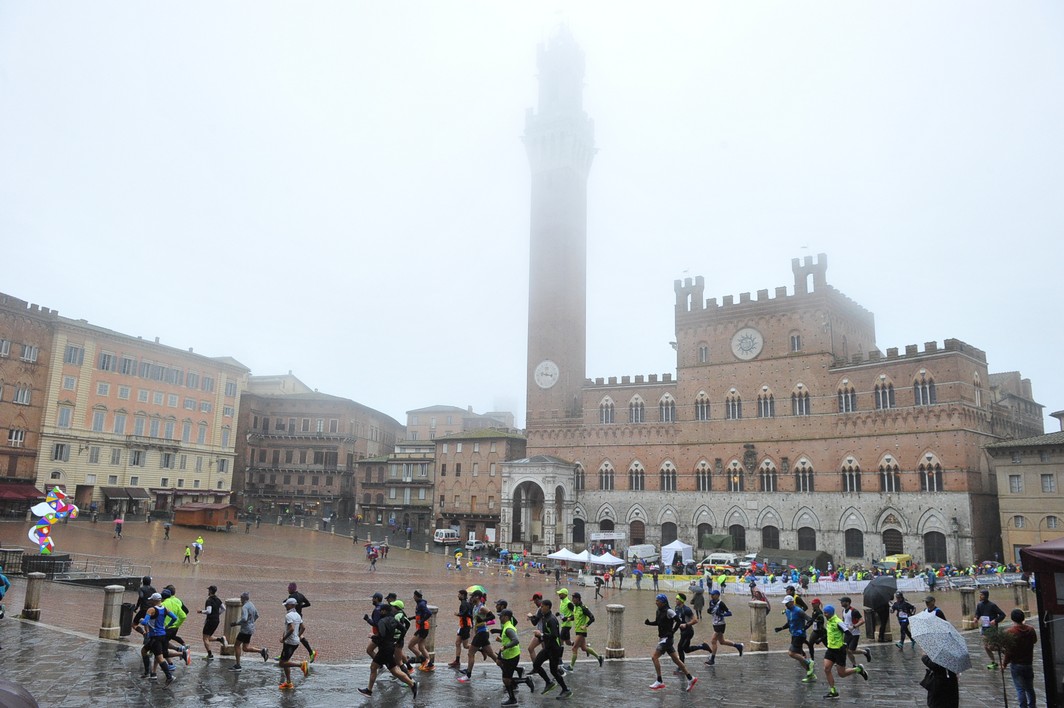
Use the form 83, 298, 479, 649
425, 542, 430, 553
22, 572, 45, 621
425, 605, 440, 664
99, 584, 125, 639
300, 517, 305, 528
331, 524, 336, 536
221, 598, 242, 655
959, 587, 976, 630
748, 600, 768, 651
277, 515, 283, 525
1012, 580, 1031, 617
605, 604, 625, 658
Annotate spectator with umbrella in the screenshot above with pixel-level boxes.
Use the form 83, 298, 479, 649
863, 575, 897, 643
910, 610, 969, 708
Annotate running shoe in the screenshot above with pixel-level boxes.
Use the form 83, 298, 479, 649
824, 688, 839, 699
411, 682, 418, 700
542, 680, 557, 694
279, 682, 294, 690
704, 657, 715, 666
140, 673, 151, 679
164, 675, 175, 686
229, 665, 242, 672
357, 687, 372, 696
910, 641, 916, 648
558, 689, 573, 700
300, 660, 309, 677
987, 662, 999, 670
502, 697, 518, 707
686, 677, 699, 692
801, 675, 817, 683
857, 664, 868, 681
309, 649, 317, 663
649, 680, 666, 690
456, 674, 470, 684
419, 663, 435, 672
525, 677, 535, 693
260, 647, 269, 662
204, 652, 214, 660
182, 647, 191, 666
896, 641, 904, 648
447, 659, 460, 669
597, 654, 604, 667
148, 674, 158, 681
864, 649, 872, 662
737, 642, 744, 657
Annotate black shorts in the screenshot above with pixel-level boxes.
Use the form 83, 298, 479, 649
373, 645, 397, 668
654, 636, 675, 655
561, 626, 572, 642
713, 624, 726, 636
789, 635, 807, 653
824, 647, 847, 665
202, 619, 219, 636
501, 655, 520, 679
415, 628, 429, 639
279, 643, 298, 662
236, 632, 253, 645
457, 626, 471, 640
148, 635, 169, 656
472, 632, 490, 648
844, 632, 860, 651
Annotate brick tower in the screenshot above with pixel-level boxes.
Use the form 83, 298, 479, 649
524, 28, 596, 426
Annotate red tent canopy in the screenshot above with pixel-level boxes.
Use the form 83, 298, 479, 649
1020, 537, 1064, 573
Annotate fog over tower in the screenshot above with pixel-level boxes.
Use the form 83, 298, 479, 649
524, 27, 596, 426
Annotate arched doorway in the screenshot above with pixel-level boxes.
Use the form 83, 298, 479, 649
761, 526, 780, 549
697, 523, 712, 548
661, 522, 677, 545
729, 524, 746, 551
923, 531, 947, 564
572, 518, 585, 543
511, 480, 545, 545
599, 519, 615, 532
797, 527, 817, 551
630, 520, 646, 545
883, 528, 904, 555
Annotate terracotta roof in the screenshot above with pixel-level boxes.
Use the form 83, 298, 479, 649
986, 430, 1064, 449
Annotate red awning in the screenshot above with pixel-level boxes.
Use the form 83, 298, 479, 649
1020, 537, 1064, 573
0, 483, 45, 500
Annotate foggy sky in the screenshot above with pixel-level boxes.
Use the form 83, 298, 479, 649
1, 2, 1061, 430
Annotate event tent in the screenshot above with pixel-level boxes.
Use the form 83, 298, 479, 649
661, 539, 694, 566
588, 551, 625, 566
547, 548, 582, 561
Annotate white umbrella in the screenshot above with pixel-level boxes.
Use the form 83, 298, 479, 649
909, 611, 972, 674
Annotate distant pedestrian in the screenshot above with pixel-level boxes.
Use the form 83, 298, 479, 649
690, 586, 705, 620
651, 569, 659, 592
163, 522, 171, 540
245, 520, 252, 534
554, 567, 560, 585
229, 592, 269, 671
114, 521, 123, 539
184, 546, 192, 564
256, 514, 261, 528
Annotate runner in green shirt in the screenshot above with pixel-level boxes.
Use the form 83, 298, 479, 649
820, 605, 869, 700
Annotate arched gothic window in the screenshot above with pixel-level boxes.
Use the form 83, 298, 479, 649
837, 384, 857, 413
695, 461, 712, 492
574, 464, 585, 491
875, 381, 896, 409
694, 393, 711, 421
629, 398, 645, 424
919, 456, 944, 492
628, 463, 645, 491
659, 463, 677, 492
599, 399, 614, 424
725, 393, 742, 420
879, 459, 900, 492
841, 460, 862, 492
792, 388, 810, 416
599, 463, 615, 491
757, 390, 775, 418
914, 373, 937, 406
659, 396, 676, 423
727, 462, 744, 492
758, 460, 777, 492
794, 458, 815, 492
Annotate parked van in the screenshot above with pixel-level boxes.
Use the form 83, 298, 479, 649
626, 544, 659, 563
433, 528, 460, 545
876, 554, 914, 572
705, 551, 739, 566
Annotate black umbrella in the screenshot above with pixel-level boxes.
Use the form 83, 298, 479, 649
862, 575, 897, 610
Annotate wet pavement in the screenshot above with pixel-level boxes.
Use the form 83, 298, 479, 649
0, 518, 1047, 706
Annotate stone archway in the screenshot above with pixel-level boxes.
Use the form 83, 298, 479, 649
511, 480, 545, 545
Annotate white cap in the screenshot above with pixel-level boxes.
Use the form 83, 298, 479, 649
284, 597, 298, 606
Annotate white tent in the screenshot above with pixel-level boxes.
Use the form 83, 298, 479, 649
588, 551, 625, 566
571, 549, 591, 562
661, 539, 694, 566
547, 548, 582, 561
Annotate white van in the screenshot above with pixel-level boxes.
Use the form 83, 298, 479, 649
705, 552, 739, 566
433, 528, 460, 545
626, 544, 659, 563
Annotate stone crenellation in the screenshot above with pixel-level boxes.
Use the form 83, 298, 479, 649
0, 292, 59, 319
587, 374, 675, 388
833, 338, 987, 368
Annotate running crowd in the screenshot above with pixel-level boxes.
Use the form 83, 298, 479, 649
131, 575, 318, 690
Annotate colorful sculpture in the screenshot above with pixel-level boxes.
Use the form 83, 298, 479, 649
28, 487, 79, 554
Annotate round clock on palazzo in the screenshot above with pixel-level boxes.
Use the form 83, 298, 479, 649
534, 359, 560, 389
730, 327, 764, 360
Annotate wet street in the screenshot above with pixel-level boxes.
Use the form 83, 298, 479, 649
0, 518, 1046, 706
